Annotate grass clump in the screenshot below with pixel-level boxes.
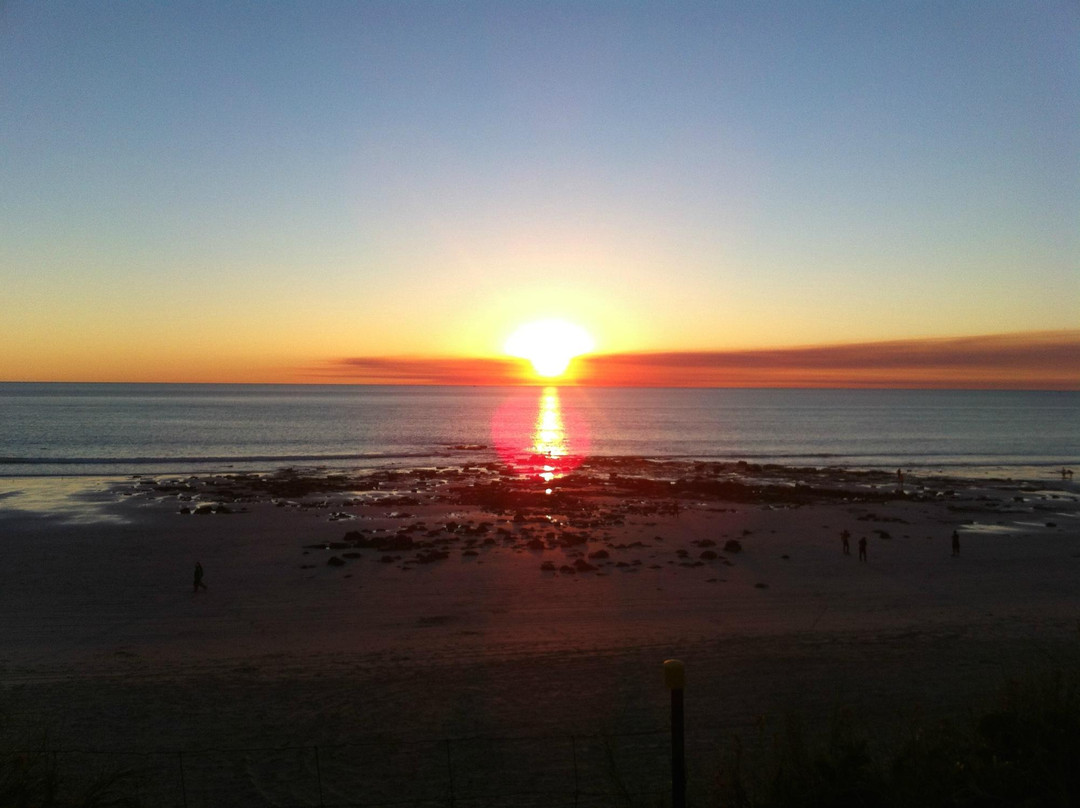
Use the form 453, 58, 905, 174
717, 669, 1080, 808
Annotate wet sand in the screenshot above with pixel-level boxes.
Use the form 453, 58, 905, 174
1, 460, 1078, 805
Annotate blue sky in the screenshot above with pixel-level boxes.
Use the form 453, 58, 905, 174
1, 1, 1077, 382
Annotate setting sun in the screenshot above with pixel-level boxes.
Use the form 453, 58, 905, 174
504, 319, 596, 378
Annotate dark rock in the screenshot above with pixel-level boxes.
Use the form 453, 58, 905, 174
559, 565, 575, 574
413, 550, 450, 564
723, 539, 743, 553
327, 556, 346, 567
540, 561, 556, 571
573, 559, 597, 572
700, 550, 718, 560
588, 549, 610, 560
559, 532, 588, 547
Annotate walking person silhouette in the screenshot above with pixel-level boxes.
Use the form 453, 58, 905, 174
193, 561, 207, 593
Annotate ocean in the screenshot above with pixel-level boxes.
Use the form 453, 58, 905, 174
0, 383, 1077, 480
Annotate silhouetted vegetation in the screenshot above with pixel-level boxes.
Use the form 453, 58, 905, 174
716, 670, 1080, 807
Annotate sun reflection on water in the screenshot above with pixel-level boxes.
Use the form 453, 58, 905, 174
492, 386, 588, 481
532, 388, 566, 480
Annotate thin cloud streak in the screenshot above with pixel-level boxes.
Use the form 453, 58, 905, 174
578, 331, 1080, 389
314, 331, 1080, 389
311, 356, 531, 386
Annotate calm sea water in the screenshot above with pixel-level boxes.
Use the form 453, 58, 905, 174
0, 383, 1077, 479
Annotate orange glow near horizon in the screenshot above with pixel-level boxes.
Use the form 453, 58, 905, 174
503, 319, 595, 379
8, 330, 1074, 390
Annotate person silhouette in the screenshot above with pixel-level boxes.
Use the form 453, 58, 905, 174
858, 536, 867, 562
951, 530, 960, 557
193, 561, 207, 593
841, 529, 851, 555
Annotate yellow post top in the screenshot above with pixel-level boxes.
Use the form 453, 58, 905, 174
663, 658, 685, 690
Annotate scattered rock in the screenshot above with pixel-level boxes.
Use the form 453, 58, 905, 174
413, 550, 450, 564
327, 556, 346, 567
723, 539, 743, 553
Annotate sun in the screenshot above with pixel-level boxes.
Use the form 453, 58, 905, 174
504, 319, 595, 378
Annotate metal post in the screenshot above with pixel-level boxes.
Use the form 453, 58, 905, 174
178, 751, 188, 808
445, 739, 455, 807
313, 745, 324, 807
664, 659, 686, 808
570, 734, 579, 808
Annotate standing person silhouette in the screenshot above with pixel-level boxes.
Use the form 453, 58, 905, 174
951, 530, 960, 557
193, 561, 207, 593
841, 529, 851, 555
858, 536, 867, 562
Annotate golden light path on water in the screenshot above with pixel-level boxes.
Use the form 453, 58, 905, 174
491, 386, 588, 482
531, 387, 566, 483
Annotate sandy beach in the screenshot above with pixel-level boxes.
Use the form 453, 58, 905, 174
2, 460, 1078, 806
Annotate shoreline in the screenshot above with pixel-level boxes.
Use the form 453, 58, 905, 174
2, 453, 1077, 512
2, 454, 1076, 481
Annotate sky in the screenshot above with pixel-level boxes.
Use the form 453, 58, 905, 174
1, 1, 1077, 387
